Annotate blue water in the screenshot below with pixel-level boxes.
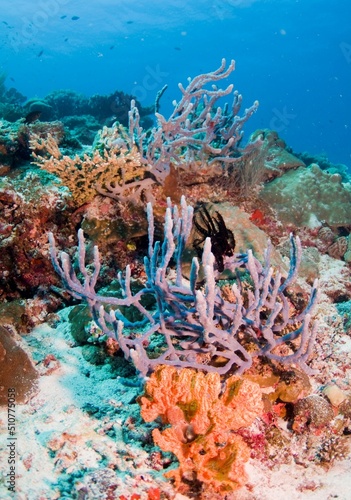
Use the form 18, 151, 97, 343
1, 0, 350, 167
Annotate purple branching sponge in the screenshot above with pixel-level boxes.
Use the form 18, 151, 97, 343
49, 197, 319, 376
95, 59, 260, 204
127, 58, 260, 183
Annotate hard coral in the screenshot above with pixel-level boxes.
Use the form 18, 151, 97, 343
140, 365, 264, 495
259, 163, 351, 229
30, 131, 153, 207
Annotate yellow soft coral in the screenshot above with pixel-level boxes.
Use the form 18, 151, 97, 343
140, 365, 264, 495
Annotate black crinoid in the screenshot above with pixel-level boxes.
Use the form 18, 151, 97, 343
193, 205, 235, 272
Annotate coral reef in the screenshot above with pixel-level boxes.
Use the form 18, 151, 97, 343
295, 150, 349, 183
1, 60, 351, 500
61, 114, 101, 144
0, 77, 154, 181
28, 59, 263, 207
24, 98, 53, 121
43, 89, 153, 127
0, 74, 26, 122
292, 394, 334, 433
0, 78, 153, 133
246, 129, 305, 181
0, 118, 66, 168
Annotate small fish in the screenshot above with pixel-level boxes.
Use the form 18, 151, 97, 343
10, 77, 15, 82
174, 47, 181, 51
24, 111, 42, 124
37, 49, 43, 57
2, 21, 8, 25
71, 16, 80, 21
126, 20, 133, 24
64, 38, 68, 42
109, 45, 114, 50
60, 15, 67, 19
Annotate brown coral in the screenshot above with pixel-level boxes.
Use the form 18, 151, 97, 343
140, 365, 264, 495
318, 226, 335, 245
30, 133, 153, 206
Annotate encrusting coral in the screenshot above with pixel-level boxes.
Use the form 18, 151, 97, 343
259, 163, 351, 229
140, 365, 264, 495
